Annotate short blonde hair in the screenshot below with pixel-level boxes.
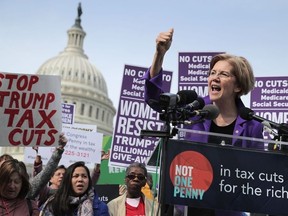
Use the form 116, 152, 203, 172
210, 54, 255, 97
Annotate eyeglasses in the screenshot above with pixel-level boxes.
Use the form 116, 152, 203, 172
126, 174, 146, 181
209, 71, 234, 79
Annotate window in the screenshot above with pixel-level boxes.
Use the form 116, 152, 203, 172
81, 103, 85, 115
89, 105, 93, 117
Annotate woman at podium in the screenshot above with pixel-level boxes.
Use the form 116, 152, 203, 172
143, 28, 264, 216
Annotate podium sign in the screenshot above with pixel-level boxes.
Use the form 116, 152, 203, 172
163, 129, 288, 215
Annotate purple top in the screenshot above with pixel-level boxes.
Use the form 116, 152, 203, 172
143, 68, 264, 216
143, 68, 264, 147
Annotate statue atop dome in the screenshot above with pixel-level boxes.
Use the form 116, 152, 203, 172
77, 3, 82, 19
74, 3, 83, 28
35, 1, 116, 135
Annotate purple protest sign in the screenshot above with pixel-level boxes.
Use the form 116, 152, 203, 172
110, 65, 172, 167
178, 52, 224, 96
61, 103, 75, 124
251, 77, 288, 124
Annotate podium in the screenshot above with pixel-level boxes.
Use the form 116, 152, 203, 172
146, 129, 288, 215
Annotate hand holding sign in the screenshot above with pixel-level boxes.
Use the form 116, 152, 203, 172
57, 132, 68, 150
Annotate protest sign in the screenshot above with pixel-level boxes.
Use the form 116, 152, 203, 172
178, 52, 223, 96
62, 103, 75, 124
0, 73, 62, 147
24, 123, 102, 168
251, 77, 288, 125
109, 65, 172, 168
163, 136, 288, 215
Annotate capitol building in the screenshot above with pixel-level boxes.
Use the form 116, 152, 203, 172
1, 4, 116, 160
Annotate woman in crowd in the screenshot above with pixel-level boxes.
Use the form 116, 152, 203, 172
143, 28, 264, 216
36, 165, 66, 208
27, 133, 67, 200
0, 159, 40, 216
108, 162, 159, 216
40, 161, 108, 216
35, 151, 105, 208
0, 133, 68, 208
0, 154, 13, 167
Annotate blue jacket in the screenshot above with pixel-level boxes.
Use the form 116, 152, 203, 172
93, 192, 109, 216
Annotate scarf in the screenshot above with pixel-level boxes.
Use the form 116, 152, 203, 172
40, 189, 94, 216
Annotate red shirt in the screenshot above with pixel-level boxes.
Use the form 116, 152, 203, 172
125, 197, 145, 216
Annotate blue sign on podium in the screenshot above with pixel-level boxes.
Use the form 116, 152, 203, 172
161, 129, 288, 215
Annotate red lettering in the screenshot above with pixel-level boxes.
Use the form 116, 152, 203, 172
22, 130, 35, 145
17, 75, 30, 90
16, 109, 34, 127
5, 74, 18, 89
45, 93, 55, 109
1, 74, 39, 91
34, 93, 47, 108
0, 91, 10, 106
36, 110, 57, 128
8, 128, 58, 146
0, 73, 5, 87
10, 91, 33, 108
28, 75, 39, 91
44, 129, 58, 146
4, 109, 19, 127
4, 109, 57, 128
34, 129, 46, 145
8, 92, 54, 109
8, 128, 21, 146
9, 91, 21, 108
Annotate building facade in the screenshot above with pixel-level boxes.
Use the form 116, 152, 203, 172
1, 4, 116, 160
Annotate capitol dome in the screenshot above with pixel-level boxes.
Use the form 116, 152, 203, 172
36, 4, 116, 135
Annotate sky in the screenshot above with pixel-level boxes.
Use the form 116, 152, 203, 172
1, 0, 288, 112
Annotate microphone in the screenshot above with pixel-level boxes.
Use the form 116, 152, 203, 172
239, 107, 288, 134
184, 97, 205, 111
158, 90, 198, 109
191, 104, 219, 120
176, 90, 198, 106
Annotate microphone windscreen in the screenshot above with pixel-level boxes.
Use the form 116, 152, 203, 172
177, 90, 198, 106
239, 107, 254, 120
203, 104, 219, 120
196, 97, 205, 110
147, 99, 163, 112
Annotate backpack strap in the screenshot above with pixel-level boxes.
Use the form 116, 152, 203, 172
26, 198, 33, 216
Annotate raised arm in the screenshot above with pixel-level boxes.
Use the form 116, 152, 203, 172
150, 28, 174, 78
27, 133, 67, 199
143, 28, 174, 112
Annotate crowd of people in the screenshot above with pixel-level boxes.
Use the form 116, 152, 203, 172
0, 144, 157, 216
0, 130, 158, 216
0, 28, 274, 216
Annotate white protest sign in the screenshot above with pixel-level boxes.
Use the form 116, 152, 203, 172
0, 73, 62, 147
63, 123, 97, 132
24, 123, 102, 168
